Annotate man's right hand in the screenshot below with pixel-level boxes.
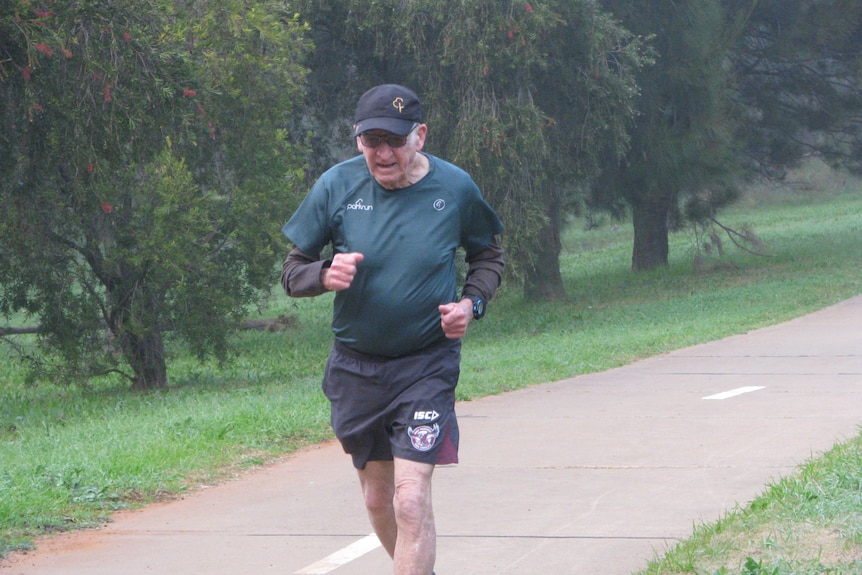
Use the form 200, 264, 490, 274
321, 252, 364, 291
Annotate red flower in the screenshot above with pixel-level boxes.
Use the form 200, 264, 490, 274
525, 3, 533, 12
183, 88, 197, 98
62, 48, 72, 58
22, 66, 31, 81
34, 42, 53, 57
87, 163, 95, 173
101, 202, 113, 214
123, 31, 132, 42
104, 82, 112, 102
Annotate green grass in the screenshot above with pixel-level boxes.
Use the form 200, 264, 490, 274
636, 435, 862, 575
1, 163, 861, 570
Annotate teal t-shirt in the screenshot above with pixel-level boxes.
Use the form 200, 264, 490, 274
283, 154, 503, 357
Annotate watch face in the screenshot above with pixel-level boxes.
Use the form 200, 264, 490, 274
472, 298, 486, 319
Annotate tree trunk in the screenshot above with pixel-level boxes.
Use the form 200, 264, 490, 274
631, 198, 670, 271
122, 329, 168, 391
105, 269, 168, 391
523, 200, 566, 300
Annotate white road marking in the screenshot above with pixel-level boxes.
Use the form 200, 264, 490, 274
295, 533, 382, 574
703, 386, 766, 400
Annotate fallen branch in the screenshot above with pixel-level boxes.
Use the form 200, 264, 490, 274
0, 325, 40, 336
2, 316, 296, 337
239, 315, 296, 332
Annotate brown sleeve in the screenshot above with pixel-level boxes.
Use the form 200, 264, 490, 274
462, 239, 505, 302
280, 247, 331, 298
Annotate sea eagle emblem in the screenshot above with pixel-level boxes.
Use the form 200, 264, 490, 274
408, 423, 440, 452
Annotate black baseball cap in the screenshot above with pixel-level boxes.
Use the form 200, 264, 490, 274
353, 84, 423, 137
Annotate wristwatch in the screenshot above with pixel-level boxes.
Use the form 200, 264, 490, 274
465, 295, 486, 320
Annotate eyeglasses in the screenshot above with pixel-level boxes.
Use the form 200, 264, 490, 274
359, 124, 418, 148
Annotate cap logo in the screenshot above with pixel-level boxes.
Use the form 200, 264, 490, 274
392, 97, 405, 114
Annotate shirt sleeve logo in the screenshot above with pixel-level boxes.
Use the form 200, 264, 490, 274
433, 199, 446, 211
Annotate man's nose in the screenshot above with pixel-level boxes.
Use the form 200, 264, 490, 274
375, 142, 395, 156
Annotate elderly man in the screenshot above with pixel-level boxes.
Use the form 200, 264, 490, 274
281, 84, 504, 575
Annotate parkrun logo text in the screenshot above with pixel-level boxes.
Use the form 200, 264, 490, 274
346, 198, 374, 211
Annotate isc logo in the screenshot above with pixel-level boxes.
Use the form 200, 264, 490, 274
413, 410, 439, 421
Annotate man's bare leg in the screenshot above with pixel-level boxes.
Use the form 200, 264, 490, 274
357, 458, 436, 575
358, 460, 397, 557
392, 457, 436, 575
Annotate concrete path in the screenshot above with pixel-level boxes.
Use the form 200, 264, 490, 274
3, 296, 861, 575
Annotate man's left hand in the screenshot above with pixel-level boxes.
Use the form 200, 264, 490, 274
438, 299, 473, 339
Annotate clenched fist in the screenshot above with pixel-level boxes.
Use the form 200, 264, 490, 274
322, 252, 364, 291
438, 299, 473, 339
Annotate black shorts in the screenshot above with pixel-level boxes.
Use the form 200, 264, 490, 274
322, 339, 461, 470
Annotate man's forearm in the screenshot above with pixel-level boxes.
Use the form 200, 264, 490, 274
462, 239, 504, 302
281, 247, 331, 298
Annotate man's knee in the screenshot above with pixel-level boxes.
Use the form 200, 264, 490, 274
393, 486, 428, 527
392, 460, 434, 527
363, 484, 394, 517
358, 462, 396, 517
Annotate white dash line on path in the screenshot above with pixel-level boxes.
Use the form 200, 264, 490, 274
703, 386, 766, 400
295, 533, 382, 575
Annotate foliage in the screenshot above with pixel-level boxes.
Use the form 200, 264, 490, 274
0, 0, 310, 389
730, 0, 862, 177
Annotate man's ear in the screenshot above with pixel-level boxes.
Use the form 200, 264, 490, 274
414, 124, 428, 151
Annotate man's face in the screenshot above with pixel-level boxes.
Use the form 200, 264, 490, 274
357, 124, 427, 190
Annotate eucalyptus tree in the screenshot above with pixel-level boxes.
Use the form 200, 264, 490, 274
0, 0, 309, 389
595, 0, 743, 271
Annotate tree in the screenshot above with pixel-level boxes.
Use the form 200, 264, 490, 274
0, 0, 309, 389
287, 0, 388, 177
729, 0, 862, 176
522, 3, 645, 297
293, 0, 645, 298
596, 0, 743, 271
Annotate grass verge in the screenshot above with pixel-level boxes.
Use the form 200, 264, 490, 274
636, 434, 862, 575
